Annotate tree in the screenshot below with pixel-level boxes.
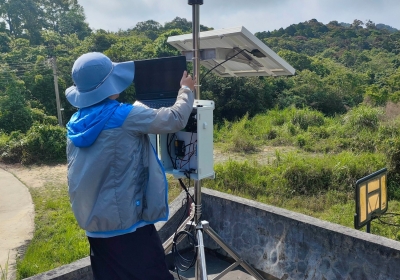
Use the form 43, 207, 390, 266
365, 20, 376, 29
74, 30, 118, 53
164, 17, 211, 33
0, 0, 91, 44
351, 19, 364, 29
0, 80, 32, 133
132, 20, 162, 40
152, 29, 183, 57
278, 50, 312, 71
0, 0, 24, 36
104, 35, 153, 61
201, 75, 272, 122
0, 0, 44, 44
164, 17, 191, 32
56, 4, 91, 39
0, 32, 10, 52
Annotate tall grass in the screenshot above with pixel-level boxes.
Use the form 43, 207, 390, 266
203, 151, 385, 199
208, 105, 400, 240
215, 106, 400, 185
0, 252, 9, 280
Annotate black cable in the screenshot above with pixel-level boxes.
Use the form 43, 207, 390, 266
167, 133, 177, 169
171, 195, 191, 280
172, 179, 197, 279
374, 212, 400, 227
178, 179, 195, 204
383, 212, 400, 216
172, 230, 197, 279
200, 48, 250, 85
375, 217, 400, 227
168, 132, 197, 172
179, 138, 197, 169
166, 132, 198, 278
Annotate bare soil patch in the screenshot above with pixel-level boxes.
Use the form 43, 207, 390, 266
0, 163, 67, 189
1, 145, 294, 189
213, 145, 296, 165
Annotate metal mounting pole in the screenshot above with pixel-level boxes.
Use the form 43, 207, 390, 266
188, 1, 205, 279
189, 0, 202, 225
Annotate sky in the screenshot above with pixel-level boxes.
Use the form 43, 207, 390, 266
78, 0, 400, 34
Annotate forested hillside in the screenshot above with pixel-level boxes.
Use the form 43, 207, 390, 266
0, 0, 400, 165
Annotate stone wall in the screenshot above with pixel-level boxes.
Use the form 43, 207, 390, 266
25, 188, 400, 279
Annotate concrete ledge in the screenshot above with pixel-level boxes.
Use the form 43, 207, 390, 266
24, 257, 92, 280
24, 188, 400, 279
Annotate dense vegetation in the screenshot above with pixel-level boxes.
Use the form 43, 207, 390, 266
1, 0, 399, 278
1, 7, 399, 161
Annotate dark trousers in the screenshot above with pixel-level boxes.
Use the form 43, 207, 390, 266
88, 224, 174, 280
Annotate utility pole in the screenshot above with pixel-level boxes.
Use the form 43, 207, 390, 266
51, 57, 63, 126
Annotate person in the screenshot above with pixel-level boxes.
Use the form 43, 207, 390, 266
65, 52, 195, 280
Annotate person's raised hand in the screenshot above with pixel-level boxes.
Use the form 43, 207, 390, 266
180, 70, 195, 92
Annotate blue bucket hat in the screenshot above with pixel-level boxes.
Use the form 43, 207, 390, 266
65, 52, 135, 108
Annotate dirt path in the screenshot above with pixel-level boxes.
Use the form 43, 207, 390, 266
0, 164, 68, 189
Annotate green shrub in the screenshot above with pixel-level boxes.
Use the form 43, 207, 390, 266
284, 122, 298, 136
31, 108, 58, 126
265, 128, 278, 140
343, 105, 383, 131
204, 151, 385, 199
282, 161, 332, 195
296, 134, 307, 148
348, 130, 376, 153
291, 108, 325, 130
308, 126, 330, 139
268, 109, 286, 126
223, 114, 258, 153
203, 160, 269, 199
384, 137, 400, 199
0, 132, 24, 163
21, 124, 66, 164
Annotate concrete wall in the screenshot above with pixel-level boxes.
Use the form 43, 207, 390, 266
25, 188, 400, 279
200, 188, 400, 280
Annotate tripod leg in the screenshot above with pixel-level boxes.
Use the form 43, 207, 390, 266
202, 222, 265, 280
195, 224, 208, 280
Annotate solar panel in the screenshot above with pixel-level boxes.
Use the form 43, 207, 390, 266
167, 26, 295, 77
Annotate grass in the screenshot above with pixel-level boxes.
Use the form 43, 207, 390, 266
16, 178, 185, 279
0, 252, 9, 280
16, 184, 88, 279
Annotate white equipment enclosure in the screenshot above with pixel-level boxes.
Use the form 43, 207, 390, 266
158, 100, 215, 180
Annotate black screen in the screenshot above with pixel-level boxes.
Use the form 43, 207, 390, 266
134, 56, 187, 100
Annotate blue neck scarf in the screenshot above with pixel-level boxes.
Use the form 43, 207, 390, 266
67, 99, 121, 147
